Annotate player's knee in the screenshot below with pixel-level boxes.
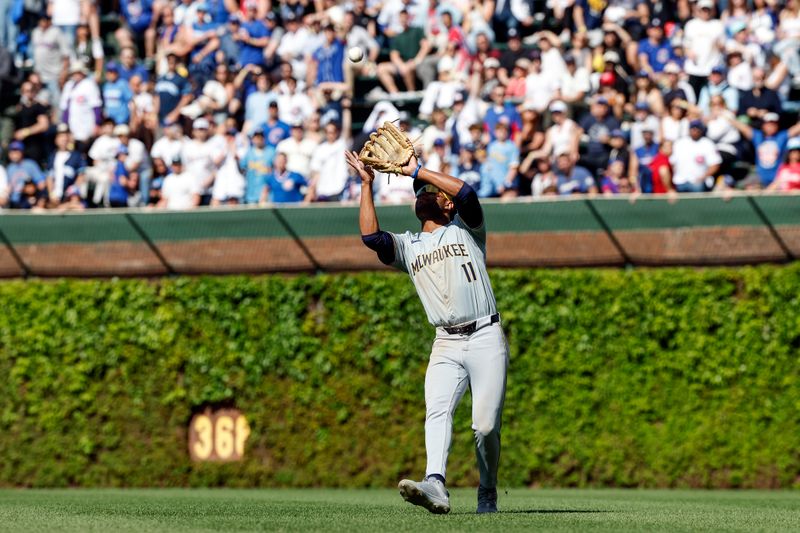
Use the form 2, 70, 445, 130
472, 417, 498, 438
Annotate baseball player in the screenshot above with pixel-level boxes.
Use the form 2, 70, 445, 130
344, 149, 508, 515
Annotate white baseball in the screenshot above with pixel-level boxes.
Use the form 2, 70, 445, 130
348, 46, 364, 63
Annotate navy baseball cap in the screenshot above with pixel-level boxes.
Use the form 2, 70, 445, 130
8, 140, 24, 151
463, 143, 477, 152
689, 119, 705, 129
711, 65, 726, 75
610, 129, 625, 138
433, 138, 446, 147
635, 102, 650, 112
106, 61, 119, 72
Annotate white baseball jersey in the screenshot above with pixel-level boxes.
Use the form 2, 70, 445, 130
390, 215, 497, 327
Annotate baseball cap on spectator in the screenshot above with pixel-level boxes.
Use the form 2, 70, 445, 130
529, 49, 542, 61
285, 12, 298, 22
787, 137, 800, 150
171, 156, 183, 165
495, 117, 510, 130
433, 138, 446, 148
599, 71, 616, 86
8, 140, 24, 151
689, 119, 705, 130
602, 51, 620, 63
483, 57, 500, 69
226, 127, 238, 136
649, 18, 662, 29
595, 96, 609, 106
663, 62, 681, 74
515, 58, 531, 70
549, 101, 568, 113
65, 184, 82, 199
710, 65, 726, 75
269, 101, 279, 108
195, 2, 209, 11
69, 60, 89, 75
729, 20, 747, 35
453, 92, 465, 104
193, 118, 210, 130
635, 102, 650, 112
507, 28, 520, 40
610, 129, 626, 139
117, 145, 129, 155
564, 54, 576, 65
249, 125, 265, 137
113, 124, 131, 136
398, 111, 411, 124
637, 69, 650, 78
463, 143, 477, 152
763, 112, 780, 123
106, 62, 119, 72
229, 12, 241, 23
289, 118, 304, 128
555, 147, 571, 157
697, 0, 715, 9
265, 12, 276, 21
56, 123, 70, 134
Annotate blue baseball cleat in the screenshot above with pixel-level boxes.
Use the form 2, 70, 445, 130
476, 485, 498, 514
398, 477, 451, 514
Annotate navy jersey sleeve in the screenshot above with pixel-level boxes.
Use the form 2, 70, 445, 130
453, 182, 483, 229
361, 231, 396, 265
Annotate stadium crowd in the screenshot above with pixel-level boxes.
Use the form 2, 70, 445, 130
0, 0, 799, 210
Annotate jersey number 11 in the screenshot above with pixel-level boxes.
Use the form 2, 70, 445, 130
461, 261, 477, 283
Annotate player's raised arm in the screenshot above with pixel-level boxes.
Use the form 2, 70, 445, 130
345, 150, 396, 264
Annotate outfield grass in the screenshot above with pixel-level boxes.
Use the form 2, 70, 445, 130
0, 488, 798, 532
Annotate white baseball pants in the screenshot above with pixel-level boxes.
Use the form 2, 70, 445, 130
424, 321, 508, 489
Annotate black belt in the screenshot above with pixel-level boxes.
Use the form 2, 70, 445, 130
444, 314, 499, 336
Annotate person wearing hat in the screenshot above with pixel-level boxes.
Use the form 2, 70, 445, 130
263, 152, 307, 204
376, 9, 434, 94
150, 120, 187, 173
670, 119, 722, 192
682, 0, 725, 96
737, 67, 782, 127
497, 27, 527, 84
478, 119, 519, 198
454, 143, 482, 191
102, 62, 134, 126
84, 118, 119, 205
697, 65, 738, 114
558, 53, 590, 108
261, 100, 291, 149
520, 100, 580, 174
630, 102, 661, 150
484, 85, 521, 142
521, 49, 560, 113
726, 112, 800, 187
662, 62, 697, 109
107, 145, 137, 207
239, 126, 273, 204
158, 156, 201, 210
155, 52, 193, 126
345, 139, 509, 515
276, 120, 317, 182
637, 19, 676, 77
634, 126, 665, 193
178, 117, 217, 204
59, 59, 102, 145
114, 123, 152, 206
766, 137, 800, 192
46, 125, 85, 205
5, 141, 46, 208
578, 95, 621, 176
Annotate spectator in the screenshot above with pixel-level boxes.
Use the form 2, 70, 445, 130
630, 102, 661, 150
554, 151, 597, 195
454, 143, 481, 190
241, 67, 275, 134
59, 61, 102, 148
276, 120, 317, 180
682, 0, 726, 96
309, 22, 346, 91
109, 146, 138, 207
516, 102, 545, 155
529, 157, 559, 197
307, 119, 350, 202
158, 157, 200, 210
520, 100, 580, 173
630, 71, 665, 117
150, 121, 186, 171
277, 75, 313, 126
240, 126, 272, 204
766, 137, 800, 192
31, 14, 70, 106
85, 118, 120, 205
479, 120, 519, 198
276, 13, 314, 82
634, 127, 660, 193
5, 141, 46, 208
262, 100, 291, 148
661, 99, 691, 143
181, 117, 216, 204
705, 95, 742, 180
118, 45, 149, 83
117, 0, 155, 58
579, 96, 620, 176
601, 159, 633, 195
49, 0, 81, 50
637, 19, 676, 76
727, 113, 800, 187
46, 124, 84, 205
114, 124, 152, 205
697, 65, 738, 114
419, 53, 465, 118
670, 120, 722, 192
264, 152, 307, 203
237, 2, 270, 68
484, 84, 521, 141
477, 56, 502, 101
73, 23, 104, 81
376, 9, 433, 94
647, 140, 675, 194
662, 62, 697, 107
559, 54, 591, 110
524, 50, 559, 113
154, 52, 193, 126
13, 80, 51, 165
103, 62, 133, 125
420, 108, 449, 157
738, 67, 782, 128
427, 138, 453, 173
497, 28, 527, 84
211, 128, 245, 206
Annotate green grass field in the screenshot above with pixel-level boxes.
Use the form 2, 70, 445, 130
0, 489, 798, 532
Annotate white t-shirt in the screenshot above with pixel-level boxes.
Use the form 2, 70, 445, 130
661, 116, 690, 142
150, 136, 186, 166
181, 139, 215, 193
88, 134, 121, 172
162, 171, 200, 210
60, 77, 102, 142
276, 137, 317, 178
670, 137, 722, 185
124, 138, 152, 173
50, 0, 81, 26
309, 138, 348, 198
559, 68, 591, 102
212, 153, 245, 201
524, 72, 559, 112
0, 165, 8, 201
547, 119, 579, 157
277, 92, 314, 125
683, 18, 725, 76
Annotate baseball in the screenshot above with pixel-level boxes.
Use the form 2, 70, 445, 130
347, 46, 364, 63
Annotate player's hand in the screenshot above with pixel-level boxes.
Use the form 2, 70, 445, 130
345, 150, 375, 185
400, 152, 418, 177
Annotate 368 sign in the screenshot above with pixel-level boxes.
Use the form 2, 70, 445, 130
189, 408, 250, 462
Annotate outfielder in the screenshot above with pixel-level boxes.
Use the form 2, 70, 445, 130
344, 124, 508, 514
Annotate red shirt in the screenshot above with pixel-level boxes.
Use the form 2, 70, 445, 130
771, 163, 800, 191
648, 152, 672, 194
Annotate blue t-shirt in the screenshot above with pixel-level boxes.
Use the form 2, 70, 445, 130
118, 63, 149, 83
6, 159, 44, 204
313, 39, 346, 84
240, 146, 274, 203
635, 143, 659, 167
753, 129, 789, 186
638, 38, 675, 73
109, 160, 130, 205
103, 79, 133, 124
155, 72, 191, 123
262, 119, 290, 147
120, 0, 153, 33
240, 20, 270, 66
479, 139, 519, 197
484, 104, 521, 141
556, 165, 595, 194
266, 170, 307, 203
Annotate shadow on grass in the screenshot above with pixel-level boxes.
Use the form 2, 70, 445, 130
451, 509, 612, 515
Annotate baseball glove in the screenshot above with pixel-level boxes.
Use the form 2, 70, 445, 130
358, 121, 415, 174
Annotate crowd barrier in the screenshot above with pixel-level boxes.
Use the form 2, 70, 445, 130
0, 193, 797, 277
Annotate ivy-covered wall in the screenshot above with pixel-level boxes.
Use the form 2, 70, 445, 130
1, 267, 798, 488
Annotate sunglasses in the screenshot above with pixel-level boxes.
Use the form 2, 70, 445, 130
415, 184, 451, 200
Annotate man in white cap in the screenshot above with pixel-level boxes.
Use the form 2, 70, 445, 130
181, 117, 217, 204
115, 123, 152, 206
682, 0, 725, 97
59, 61, 102, 148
